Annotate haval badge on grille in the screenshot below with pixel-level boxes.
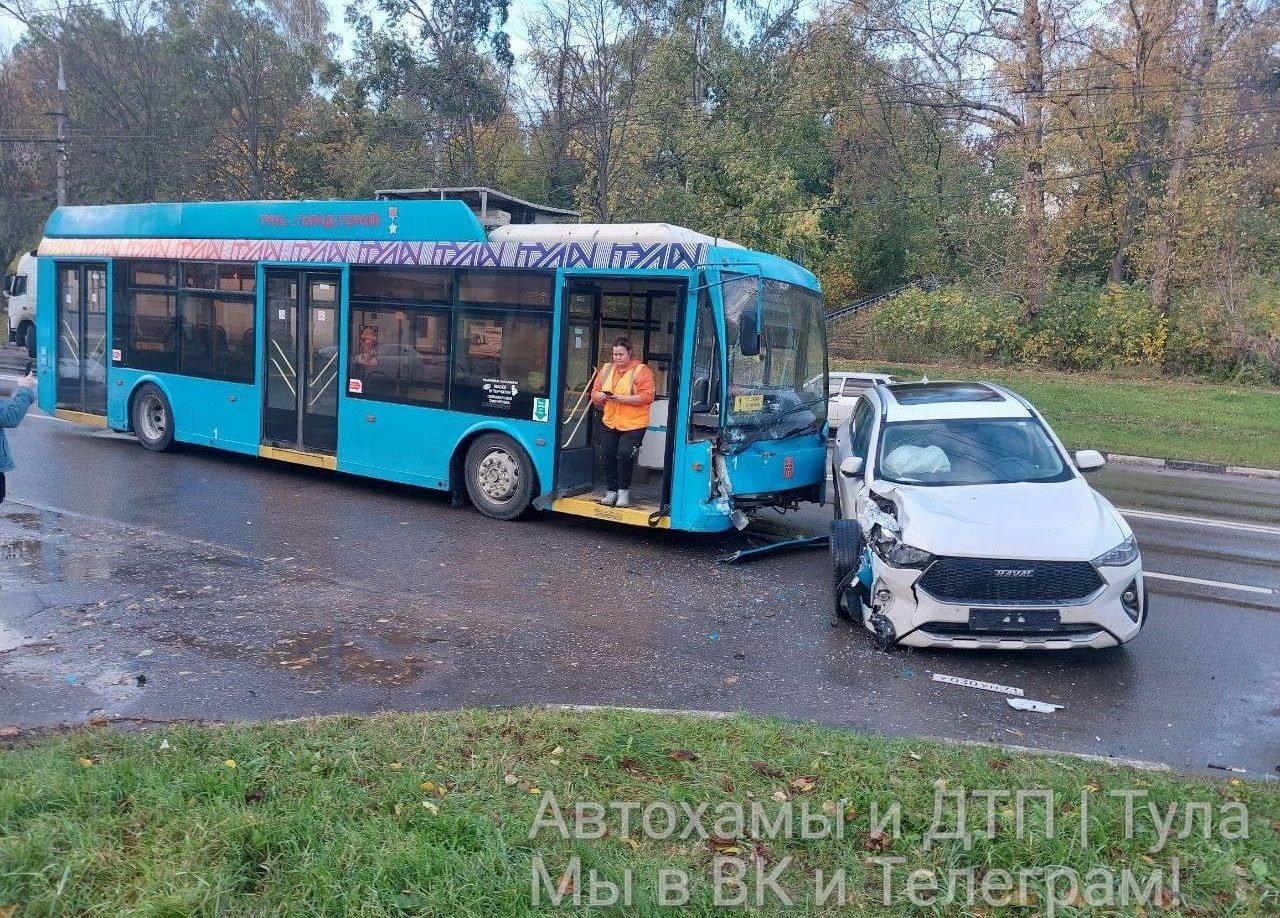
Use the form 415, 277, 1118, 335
994, 569, 1035, 577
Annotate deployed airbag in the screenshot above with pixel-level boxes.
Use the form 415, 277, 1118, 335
882, 444, 951, 479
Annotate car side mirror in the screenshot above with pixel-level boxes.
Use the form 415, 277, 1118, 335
839, 456, 864, 477
1074, 449, 1106, 473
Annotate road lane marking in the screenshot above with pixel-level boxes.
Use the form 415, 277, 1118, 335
1121, 507, 1280, 537
1145, 571, 1274, 595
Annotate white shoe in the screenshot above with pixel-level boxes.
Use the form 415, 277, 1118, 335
616, 490, 631, 508
598, 491, 618, 506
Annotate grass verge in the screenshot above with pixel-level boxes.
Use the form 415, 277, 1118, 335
2, 709, 1277, 916
833, 360, 1280, 469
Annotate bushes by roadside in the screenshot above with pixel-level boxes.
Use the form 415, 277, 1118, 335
835, 277, 1280, 384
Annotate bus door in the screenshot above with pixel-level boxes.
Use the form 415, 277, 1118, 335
555, 284, 600, 495
55, 262, 108, 419
263, 270, 341, 455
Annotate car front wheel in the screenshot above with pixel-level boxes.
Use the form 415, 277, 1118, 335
830, 518, 864, 621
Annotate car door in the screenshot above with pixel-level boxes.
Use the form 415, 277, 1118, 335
834, 396, 877, 517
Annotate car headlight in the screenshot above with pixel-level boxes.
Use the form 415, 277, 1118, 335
1092, 536, 1139, 567
871, 537, 934, 569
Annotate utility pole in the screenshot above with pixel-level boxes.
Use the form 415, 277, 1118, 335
56, 48, 67, 206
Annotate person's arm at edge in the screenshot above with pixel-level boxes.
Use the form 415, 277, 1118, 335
0, 387, 34, 429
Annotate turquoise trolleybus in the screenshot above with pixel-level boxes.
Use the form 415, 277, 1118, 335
34, 200, 827, 532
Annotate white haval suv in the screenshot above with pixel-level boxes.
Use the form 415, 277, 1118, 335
830, 381, 1146, 650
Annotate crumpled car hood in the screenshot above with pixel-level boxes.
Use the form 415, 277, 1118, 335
876, 478, 1129, 561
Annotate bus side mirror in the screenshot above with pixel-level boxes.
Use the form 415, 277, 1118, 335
2, 273, 13, 296
738, 279, 764, 357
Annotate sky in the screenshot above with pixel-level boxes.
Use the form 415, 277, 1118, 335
0, 0, 535, 58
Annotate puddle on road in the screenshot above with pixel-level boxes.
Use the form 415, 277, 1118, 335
1, 511, 42, 531
0, 621, 33, 653
0, 538, 44, 562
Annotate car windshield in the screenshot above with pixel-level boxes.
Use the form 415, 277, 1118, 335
723, 274, 827, 439
876, 418, 1073, 486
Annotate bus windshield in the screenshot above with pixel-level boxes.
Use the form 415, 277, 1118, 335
723, 273, 827, 439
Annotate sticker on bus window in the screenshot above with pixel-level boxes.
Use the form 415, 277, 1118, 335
355, 325, 378, 367
316, 310, 327, 322
532, 397, 550, 423
734, 393, 764, 413
278, 308, 286, 320
111, 349, 122, 362
349, 378, 363, 394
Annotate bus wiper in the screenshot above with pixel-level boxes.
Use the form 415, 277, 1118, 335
729, 395, 827, 451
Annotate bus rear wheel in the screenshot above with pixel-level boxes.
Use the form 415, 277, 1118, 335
132, 383, 174, 452
464, 433, 534, 520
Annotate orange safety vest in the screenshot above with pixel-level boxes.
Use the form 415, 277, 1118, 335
596, 361, 655, 432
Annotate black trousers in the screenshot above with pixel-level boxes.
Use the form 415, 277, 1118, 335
0, 472, 5, 505
599, 425, 645, 491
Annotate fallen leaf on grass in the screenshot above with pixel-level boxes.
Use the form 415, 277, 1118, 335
620, 756, 647, 777
668, 749, 699, 762
580, 753, 600, 764
619, 836, 639, 851
770, 790, 789, 803
863, 829, 890, 852
988, 757, 1010, 771
709, 835, 742, 855
224, 759, 237, 769
78, 757, 94, 767
751, 761, 785, 779
503, 774, 519, 785
0, 904, 18, 918
244, 788, 265, 804
421, 800, 439, 814
388, 763, 402, 771
720, 775, 735, 794
789, 776, 816, 794
556, 872, 575, 896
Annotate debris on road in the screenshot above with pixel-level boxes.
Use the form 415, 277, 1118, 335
1007, 697, 1064, 713
717, 534, 828, 565
931, 673, 1025, 697
1206, 762, 1248, 773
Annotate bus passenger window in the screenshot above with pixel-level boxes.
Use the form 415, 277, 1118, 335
347, 305, 449, 406
128, 291, 178, 373
450, 311, 550, 418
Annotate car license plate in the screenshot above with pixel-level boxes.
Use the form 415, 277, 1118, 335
969, 608, 1061, 632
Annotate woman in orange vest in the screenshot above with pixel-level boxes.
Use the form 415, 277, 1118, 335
591, 336, 656, 507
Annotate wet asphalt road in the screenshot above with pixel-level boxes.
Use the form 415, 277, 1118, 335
1, 404, 1277, 778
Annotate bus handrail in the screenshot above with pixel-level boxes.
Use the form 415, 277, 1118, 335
561, 363, 601, 449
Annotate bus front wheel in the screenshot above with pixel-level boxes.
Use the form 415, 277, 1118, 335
132, 383, 175, 452
464, 433, 534, 521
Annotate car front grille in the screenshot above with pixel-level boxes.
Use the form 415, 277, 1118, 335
917, 557, 1104, 605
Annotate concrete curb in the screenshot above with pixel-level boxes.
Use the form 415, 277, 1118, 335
1105, 452, 1280, 480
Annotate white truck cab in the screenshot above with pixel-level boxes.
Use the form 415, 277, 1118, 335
3, 251, 38, 357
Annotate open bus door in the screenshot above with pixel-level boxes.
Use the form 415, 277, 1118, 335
552, 278, 683, 526
555, 284, 600, 497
